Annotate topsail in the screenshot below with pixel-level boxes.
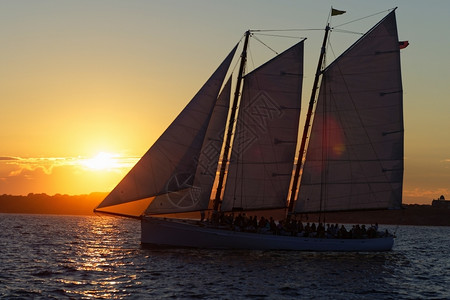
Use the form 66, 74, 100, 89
222, 41, 304, 211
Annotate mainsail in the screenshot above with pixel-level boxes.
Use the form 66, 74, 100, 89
221, 41, 304, 211
95, 45, 237, 216
295, 11, 403, 213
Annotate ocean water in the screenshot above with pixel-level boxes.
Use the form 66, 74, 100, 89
0, 214, 449, 299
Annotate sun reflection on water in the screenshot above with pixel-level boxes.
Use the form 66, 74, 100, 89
58, 216, 140, 299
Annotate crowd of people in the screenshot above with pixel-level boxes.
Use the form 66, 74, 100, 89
200, 211, 390, 239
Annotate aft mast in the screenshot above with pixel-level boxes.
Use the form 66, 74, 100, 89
288, 22, 331, 214
213, 30, 251, 212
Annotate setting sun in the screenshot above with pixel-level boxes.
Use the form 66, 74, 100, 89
81, 152, 120, 171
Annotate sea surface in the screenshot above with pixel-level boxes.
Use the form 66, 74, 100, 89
1, 214, 449, 299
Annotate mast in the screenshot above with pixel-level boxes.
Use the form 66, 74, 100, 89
213, 30, 251, 212
288, 24, 330, 214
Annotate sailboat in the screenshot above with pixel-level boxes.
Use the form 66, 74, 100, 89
95, 8, 405, 251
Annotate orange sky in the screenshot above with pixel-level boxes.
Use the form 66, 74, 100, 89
1, 1, 449, 205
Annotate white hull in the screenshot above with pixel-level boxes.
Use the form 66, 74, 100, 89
141, 217, 394, 252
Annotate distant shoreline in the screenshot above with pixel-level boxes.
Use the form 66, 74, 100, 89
0, 193, 106, 216
1, 193, 449, 226
300, 205, 450, 227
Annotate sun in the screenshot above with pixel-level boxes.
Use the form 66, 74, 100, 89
81, 152, 120, 171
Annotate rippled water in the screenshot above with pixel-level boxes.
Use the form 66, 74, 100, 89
0, 214, 449, 299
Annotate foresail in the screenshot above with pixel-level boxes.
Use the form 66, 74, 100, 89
221, 40, 304, 212
145, 77, 232, 214
296, 11, 403, 213
94, 45, 237, 215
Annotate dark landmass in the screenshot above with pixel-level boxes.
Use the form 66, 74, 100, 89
0, 193, 107, 215
0, 193, 449, 226
301, 205, 450, 227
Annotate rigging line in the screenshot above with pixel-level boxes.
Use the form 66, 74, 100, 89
251, 28, 323, 32
247, 44, 256, 74
252, 32, 307, 39
327, 37, 337, 66
252, 35, 279, 55
319, 75, 328, 221
333, 8, 394, 28
229, 89, 245, 209
332, 29, 364, 36
230, 34, 247, 75
230, 55, 241, 75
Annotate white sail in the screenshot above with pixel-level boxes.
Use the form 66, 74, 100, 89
221, 41, 304, 211
95, 45, 237, 214
145, 77, 232, 214
296, 11, 403, 213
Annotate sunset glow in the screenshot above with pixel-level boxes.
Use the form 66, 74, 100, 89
0, 1, 449, 205
0, 154, 139, 196
81, 152, 121, 171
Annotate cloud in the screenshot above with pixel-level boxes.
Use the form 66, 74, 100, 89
5, 157, 71, 176
0, 157, 20, 161
403, 187, 450, 198
0, 155, 138, 178
0, 155, 140, 195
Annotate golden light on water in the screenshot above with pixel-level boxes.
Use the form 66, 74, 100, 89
56, 217, 138, 299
